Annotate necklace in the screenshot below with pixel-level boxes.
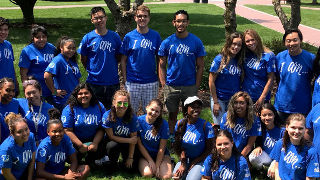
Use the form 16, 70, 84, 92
30, 101, 43, 140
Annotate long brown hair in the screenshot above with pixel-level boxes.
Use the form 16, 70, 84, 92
244, 29, 271, 60
108, 90, 133, 124
146, 99, 164, 136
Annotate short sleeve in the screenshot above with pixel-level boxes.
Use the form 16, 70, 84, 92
36, 146, 48, 163
158, 39, 169, 57
306, 108, 314, 129
209, 55, 222, 73
249, 116, 262, 136
200, 155, 212, 176
195, 38, 206, 57
119, 35, 129, 56
266, 52, 276, 73
78, 35, 88, 55
45, 60, 58, 75
61, 105, 75, 128
160, 121, 169, 140
114, 32, 122, 55
306, 147, 320, 178
102, 111, 112, 129
0, 148, 12, 168
238, 156, 251, 180
98, 102, 106, 126
220, 113, 227, 130
129, 116, 139, 133
270, 139, 282, 162
205, 122, 215, 139
29, 133, 37, 152
18, 49, 31, 68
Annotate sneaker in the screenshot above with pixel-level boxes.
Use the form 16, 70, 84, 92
95, 155, 110, 166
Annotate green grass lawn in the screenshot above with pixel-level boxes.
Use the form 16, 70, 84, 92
246, 4, 320, 30
300, 0, 320, 7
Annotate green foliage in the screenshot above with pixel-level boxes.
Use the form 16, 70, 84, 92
264, 38, 318, 55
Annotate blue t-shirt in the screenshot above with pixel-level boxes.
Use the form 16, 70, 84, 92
174, 118, 214, 160
137, 115, 169, 157
18, 98, 54, 142
19, 43, 56, 97
45, 53, 81, 106
312, 75, 320, 107
242, 51, 276, 101
0, 98, 20, 143
209, 54, 241, 101
220, 113, 262, 152
62, 102, 106, 142
261, 126, 285, 154
306, 103, 320, 151
36, 135, 75, 174
274, 49, 315, 114
78, 30, 121, 85
158, 33, 206, 86
102, 110, 139, 138
0, 133, 36, 180
200, 154, 251, 180
270, 140, 315, 180
120, 29, 161, 84
0, 40, 15, 81
306, 147, 320, 178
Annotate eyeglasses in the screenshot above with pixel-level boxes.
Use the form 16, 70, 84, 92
117, 101, 129, 107
22, 80, 37, 88
92, 16, 106, 21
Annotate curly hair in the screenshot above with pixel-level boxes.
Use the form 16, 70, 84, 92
108, 90, 133, 124
282, 113, 307, 152
66, 82, 99, 114
146, 99, 164, 136
210, 130, 241, 172
243, 29, 271, 60
226, 91, 254, 130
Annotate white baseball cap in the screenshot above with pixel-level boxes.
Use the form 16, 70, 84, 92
184, 96, 203, 107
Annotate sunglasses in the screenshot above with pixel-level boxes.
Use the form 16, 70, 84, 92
117, 101, 129, 107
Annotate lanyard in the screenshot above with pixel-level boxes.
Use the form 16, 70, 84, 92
30, 101, 43, 138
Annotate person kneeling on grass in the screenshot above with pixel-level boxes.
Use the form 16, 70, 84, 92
35, 109, 90, 180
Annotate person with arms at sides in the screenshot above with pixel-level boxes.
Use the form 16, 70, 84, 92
200, 130, 251, 180
305, 98, 320, 151
0, 113, 36, 180
137, 99, 172, 179
209, 32, 243, 128
242, 29, 276, 112
120, 5, 161, 114
35, 108, 90, 180
311, 47, 320, 107
269, 113, 320, 180
274, 29, 315, 123
220, 91, 262, 157
62, 82, 106, 165
158, 10, 206, 137
102, 90, 139, 173
0, 17, 19, 96
18, 77, 54, 144
44, 36, 81, 111
248, 103, 284, 172
19, 25, 56, 104
78, 6, 122, 110
173, 96, 214, 180
0, 77, 20, 143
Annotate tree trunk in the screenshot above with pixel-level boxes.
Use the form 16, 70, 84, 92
9, 0, 37, 24
224, 0, 237, 37
312, 0, 318, 4
104, 0, 143, 39
272, 0, 301, 31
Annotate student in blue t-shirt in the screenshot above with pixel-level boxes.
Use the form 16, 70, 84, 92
44, 36, 81, 111
274, 29, 315, 123
243, 29, 276, 112
18, 77, 53, 143
249, 103, 284, 170
0, 113, 36, 180
220, 91, 262, 157
62, 82, 106, 164
35, 109, 90, 179
158, 10, 206, 136
19, 25, 56, 104
0, 17, 19, 96
0, 77, 20, 143
78, 7, 121, 110
269, 113, 320, 180
137, 99, 172, 179
201, 130, 251, 180
306, 103, 320, 151
209, 32, 243, 128
173, 96, 214, 180
120, 5, 161, 114
311, 47, 320, 107
102, 90, 139, 173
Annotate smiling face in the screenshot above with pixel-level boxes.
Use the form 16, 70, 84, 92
91, 11, 107, 30
60, 41, 76, 60
0, 24, 9, 43
187, 101, 202, 120
113, 95, 129, 115
245, 34, 257, 52
260, 108, 275, 129
24, 85, 42, 106
77, 88, 92, 108
12, 121, 30, 146
48, 123, 64, 145
233, 96, 247, 118
285, 32, 302, 56
229, 37, 242, 56
33, 31, 47, 49
173, 13, 189, 34
146, 101, 161, 123
135, 10, 150, 29
216, 135, 233, 161
286, 119, 305, 145
0, 82, 15, 104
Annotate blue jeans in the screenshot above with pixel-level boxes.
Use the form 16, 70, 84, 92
172, 161, 203, 180
210, 97, 229, 125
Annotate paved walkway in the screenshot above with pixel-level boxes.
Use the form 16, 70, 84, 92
1, 0, 320, 47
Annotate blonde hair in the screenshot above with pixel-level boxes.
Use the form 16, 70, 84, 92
5, 113, 27, 134
244, 29, 271, 60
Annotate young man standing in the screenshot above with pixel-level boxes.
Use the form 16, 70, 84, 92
78, 7, 122, 109
158, 10, 206, 135
120, 5, 161, 114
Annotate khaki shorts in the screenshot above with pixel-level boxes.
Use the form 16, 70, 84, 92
163, 85, 198, 112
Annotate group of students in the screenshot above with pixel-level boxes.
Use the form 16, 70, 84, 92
1, 3, 320, 180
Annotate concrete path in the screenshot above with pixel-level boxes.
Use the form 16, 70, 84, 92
1, 0, 319, 47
